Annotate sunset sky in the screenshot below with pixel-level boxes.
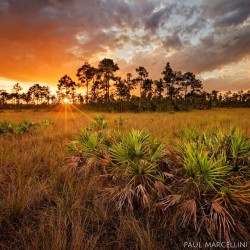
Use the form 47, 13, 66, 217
0, 0, 249, 93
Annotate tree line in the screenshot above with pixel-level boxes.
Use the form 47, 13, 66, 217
0, 58, 249, 111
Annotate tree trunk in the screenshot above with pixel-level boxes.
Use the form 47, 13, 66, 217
86, 80, 89, 103
184, 85, 187, 100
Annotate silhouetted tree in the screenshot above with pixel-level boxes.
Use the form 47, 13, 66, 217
190, 78, 202, 95
58, 75, 77, 103
76, 62, 96, 103
135, 66, 148, 98
171, 71, 183, 99
142, 78, 153, 98
91, 80, 102, 102
12, 83, 22, 105
154, 79, 164, 99
182, 72, 194, 99
162, 62, 174, 98
0, 90, 8, 106
1, 58, 248, 111
98, 58, 119, 102
21, 92, 32, 105
114, 77, 131, 101
28, 84, 50, 104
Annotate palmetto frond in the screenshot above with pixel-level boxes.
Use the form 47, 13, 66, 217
149, 137, 166, 161
177, 199, 197, 229
127, 160, 156, 178
208, 200, 235, 242
202, 127, 228, 154
178, 126, 199, 141
113, 186, 135, 211
135, 184, 151, 208
158, 194, 182, 210
180, 141, 231, 190
109, 129, 165, 164
91, 114, 109, 130
108, 130, 168, 210
68, 129, 104, 154
218, 182, 250, 207
229, 128, 250, 159
122, 129, 150, 162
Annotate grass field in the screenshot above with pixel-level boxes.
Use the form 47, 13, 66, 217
0, 107, 249, 249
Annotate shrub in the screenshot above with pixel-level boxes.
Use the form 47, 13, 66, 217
66, 118, 250, 244
91, 114, 109, 130
0, 119, 54, 136
0, 120, 35, 135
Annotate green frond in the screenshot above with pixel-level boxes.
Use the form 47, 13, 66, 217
91, 114, 109, 130
229, 128, 250, 159
68, 129, 104, 154
149, 137, 166, 161
127, 160, 156, 177
178, 126, 199, 141
109, 129, 150, 163
180, 141, 231, 190
219, 182, 250, 206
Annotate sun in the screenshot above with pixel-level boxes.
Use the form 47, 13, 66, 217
63, 98, 70, 104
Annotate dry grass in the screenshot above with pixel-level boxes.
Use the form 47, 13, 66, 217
0, 107, 249, 249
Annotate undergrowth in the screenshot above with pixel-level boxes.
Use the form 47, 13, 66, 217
0, 119, 53, 136
64, 115, 250, 247
0, 113, 249, 249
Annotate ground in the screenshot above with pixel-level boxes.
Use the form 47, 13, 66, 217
0, 107, 249, 249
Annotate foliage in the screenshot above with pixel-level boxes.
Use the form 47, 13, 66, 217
40, 119, 54, 127
179, 141, 230, 191
0, 120, 35, 135
2, 59, 249, 109
65, 117, 250, 244
0, 111, 249, 249
0, 119, 54, 135
90, 114, 109, 130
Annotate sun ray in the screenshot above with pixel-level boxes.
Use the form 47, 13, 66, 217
54, 104, 64, 122
63, 98, 70, 104
64, 103, 68, 132
67, 104, 82, 129
69, 104, 93, 121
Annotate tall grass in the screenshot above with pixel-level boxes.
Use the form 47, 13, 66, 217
0, 108, 249, 249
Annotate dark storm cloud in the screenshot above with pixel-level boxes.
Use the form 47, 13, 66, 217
0, 0, 170, 81
162, 32, 182, 50
168, 24, 250, 74
156, 0, 250, 76
203, 0, 250, 28
144, 4, 174, 31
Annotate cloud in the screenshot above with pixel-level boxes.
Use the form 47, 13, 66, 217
0, 0, 249, 92
203, 0, 250, 28
202, 76, 250, 92
168, 24, 250, 74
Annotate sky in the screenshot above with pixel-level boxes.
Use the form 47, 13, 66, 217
0, 0, 250, 93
